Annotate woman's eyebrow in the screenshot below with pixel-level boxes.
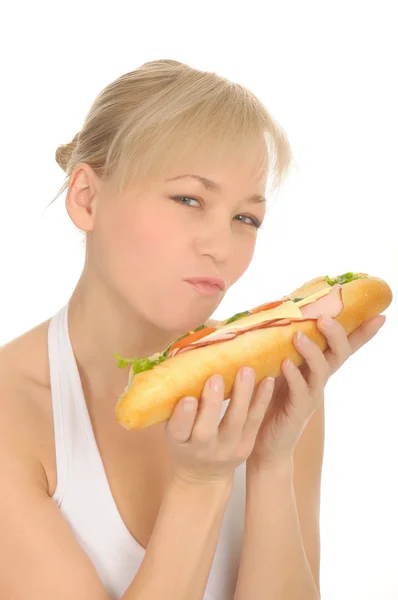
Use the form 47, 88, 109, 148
165, 174, 266, 204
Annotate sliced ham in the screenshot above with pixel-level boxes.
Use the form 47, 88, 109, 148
300, 283, 343, 319
169, 331, 237, 357
170, 284, 344, 358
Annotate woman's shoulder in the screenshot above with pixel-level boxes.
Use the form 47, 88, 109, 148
0, 318, 52, 389
0, 320, 53, 489
0, 315, 220, 409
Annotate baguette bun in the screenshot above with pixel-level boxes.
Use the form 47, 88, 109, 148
115, 275, 393, 430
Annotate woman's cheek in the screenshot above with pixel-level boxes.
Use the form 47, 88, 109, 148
114, 205, 179, 268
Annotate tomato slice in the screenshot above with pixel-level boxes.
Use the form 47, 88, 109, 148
168, 299, 287, 354
249, 299, 285, 315
168, 327, 217, 353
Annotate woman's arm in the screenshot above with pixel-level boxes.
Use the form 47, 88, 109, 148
233, 458, 320, 600
124, 475, 233, 599
1, 452, 232, 600
0, 387, 234, 600
292, 401, 324, 590
233, 401, 325, 600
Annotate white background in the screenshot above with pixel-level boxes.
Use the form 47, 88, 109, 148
0, 1, 397, 598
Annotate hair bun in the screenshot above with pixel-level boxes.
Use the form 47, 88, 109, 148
55, 132, 80, 172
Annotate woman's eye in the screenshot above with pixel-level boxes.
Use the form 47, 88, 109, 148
172, 195, 201, 208
171, 196, 263, 229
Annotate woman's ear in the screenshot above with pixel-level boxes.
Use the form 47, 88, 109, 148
65, 163, 102, 232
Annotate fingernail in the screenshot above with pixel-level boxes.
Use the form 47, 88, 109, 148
183, 398, 197, 412
240, 366, 255, 383
296, 331, 311, 345
321, 316, 333, 328
285, 358, 295, 370
210, 375, 223, 392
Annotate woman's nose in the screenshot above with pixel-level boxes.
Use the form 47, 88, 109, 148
195, 219, 234, 263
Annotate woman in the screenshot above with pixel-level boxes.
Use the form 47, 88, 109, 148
0, 59, 385, 600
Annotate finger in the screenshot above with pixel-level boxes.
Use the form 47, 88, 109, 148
165, 397, 198, 444
317, 317, 352, 373
281, 357, 309, 399
345, 315, 387, 355
240, 376, 275, 440
191, 375, 225, 443
219, 367, 257, 440
293, 332, 331, 389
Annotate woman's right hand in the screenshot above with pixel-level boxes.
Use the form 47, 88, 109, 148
164, 366, 275, 485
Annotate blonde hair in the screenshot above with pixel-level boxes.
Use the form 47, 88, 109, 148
50, 59, 296, 208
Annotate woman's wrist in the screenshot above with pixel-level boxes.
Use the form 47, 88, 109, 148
171, 467, 235, 493
246, 453, 294, 478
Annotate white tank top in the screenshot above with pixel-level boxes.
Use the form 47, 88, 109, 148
48, 301, 247, 600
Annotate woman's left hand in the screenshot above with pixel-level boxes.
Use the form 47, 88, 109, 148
248, 314, 387, 468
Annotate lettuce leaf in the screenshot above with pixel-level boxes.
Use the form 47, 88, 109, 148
114, 271, 369, 373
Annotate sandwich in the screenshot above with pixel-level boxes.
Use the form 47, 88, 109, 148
114, 272, 393, 430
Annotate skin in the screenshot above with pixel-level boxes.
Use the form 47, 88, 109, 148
66, 148, 267, 404
247, 311, 387, 467
66, 142, 386, 509
0, 141, 387, 598
232, 312, 386, 597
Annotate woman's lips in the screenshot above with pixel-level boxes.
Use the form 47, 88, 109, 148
186, 281, 223, 296
184, 276, 226, 291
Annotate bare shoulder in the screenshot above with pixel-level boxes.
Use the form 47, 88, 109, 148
0, 319, 53, 492
0, 324, 108, 599
0, 316, 52, 387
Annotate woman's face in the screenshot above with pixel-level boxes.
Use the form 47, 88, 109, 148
90, 152, 267, 333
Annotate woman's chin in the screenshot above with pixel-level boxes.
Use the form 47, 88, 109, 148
163, 313, 213, 337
